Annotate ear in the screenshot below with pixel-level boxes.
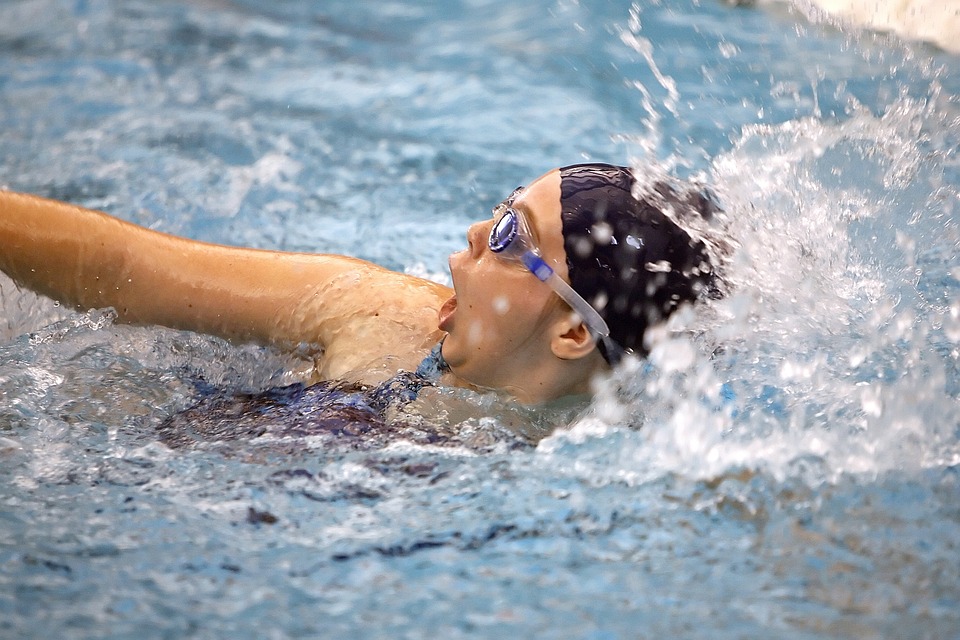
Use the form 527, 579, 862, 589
549, 312, 598, 361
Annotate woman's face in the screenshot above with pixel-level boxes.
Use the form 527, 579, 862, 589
439, 169, 571, 394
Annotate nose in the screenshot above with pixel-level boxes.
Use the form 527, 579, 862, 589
465, 220, 489, 259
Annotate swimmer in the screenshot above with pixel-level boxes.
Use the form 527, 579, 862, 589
0, 164, 719, 404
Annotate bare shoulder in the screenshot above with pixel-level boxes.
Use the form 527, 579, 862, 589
286, 256, 451, 379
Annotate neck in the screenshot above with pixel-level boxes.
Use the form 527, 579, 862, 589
446, 357, 602, 405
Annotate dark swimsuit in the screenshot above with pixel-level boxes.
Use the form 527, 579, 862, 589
413, 340, 449, 383
157, 343, 450, 450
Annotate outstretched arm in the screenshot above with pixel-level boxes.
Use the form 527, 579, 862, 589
0, 191, 450, 368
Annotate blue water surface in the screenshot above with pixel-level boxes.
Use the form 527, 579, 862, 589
1, 0, 959, 638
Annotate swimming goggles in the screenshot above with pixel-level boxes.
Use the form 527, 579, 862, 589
488, 205, 611, 341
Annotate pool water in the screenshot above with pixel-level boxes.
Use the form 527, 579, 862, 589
1, 0, 959, 637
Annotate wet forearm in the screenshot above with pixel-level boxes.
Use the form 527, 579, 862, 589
0, 191, 315, 345
0, 191, 133, 313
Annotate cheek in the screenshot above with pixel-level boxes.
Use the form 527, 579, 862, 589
479, 288, 527, 323
476, 291, 550, 345
492, 294, 511, 315
459, 294, 519, 350
464, 318, 487, 349
458, 260, 549, 336
463, 303, 504, 348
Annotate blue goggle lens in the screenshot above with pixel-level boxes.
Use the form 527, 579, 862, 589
489, 209, 518, 253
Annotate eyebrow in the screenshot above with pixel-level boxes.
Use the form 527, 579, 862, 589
498, 186, 525, 209
490, 185, 526, 222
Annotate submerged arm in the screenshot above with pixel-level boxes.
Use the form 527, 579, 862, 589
0, 191, 449, 359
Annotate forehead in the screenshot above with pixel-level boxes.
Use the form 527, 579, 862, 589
512, 168, 560, 213
508, 169, 565, 259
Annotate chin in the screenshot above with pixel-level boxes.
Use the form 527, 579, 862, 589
437, 331, 461, 367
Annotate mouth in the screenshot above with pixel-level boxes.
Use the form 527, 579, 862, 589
438, 294, 457, 331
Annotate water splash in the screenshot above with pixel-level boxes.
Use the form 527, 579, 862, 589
556, 86, 960, 486
617, 3, 681, 163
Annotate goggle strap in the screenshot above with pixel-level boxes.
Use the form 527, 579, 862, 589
542, 272, 611, 339
520, 252, 610, 337
520, 251, 554, 282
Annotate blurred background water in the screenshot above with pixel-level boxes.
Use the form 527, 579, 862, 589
1, 0, 958, 637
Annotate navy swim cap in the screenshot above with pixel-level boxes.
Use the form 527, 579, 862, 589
559, 163, 718, 363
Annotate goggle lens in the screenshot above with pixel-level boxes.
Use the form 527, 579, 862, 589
489, 209, 518, 253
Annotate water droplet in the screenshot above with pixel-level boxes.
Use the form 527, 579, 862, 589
645, 260, 672, 273
592, 222, 613, 244
945, 301, 960, 343
592, 292, 608, 311
574, 237, 592, 258
718, 41, 739, 59
860, 384, 884, 418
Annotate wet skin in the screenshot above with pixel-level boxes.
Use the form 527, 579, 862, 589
0, 169, 604, 402
439, 169, 603, 401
